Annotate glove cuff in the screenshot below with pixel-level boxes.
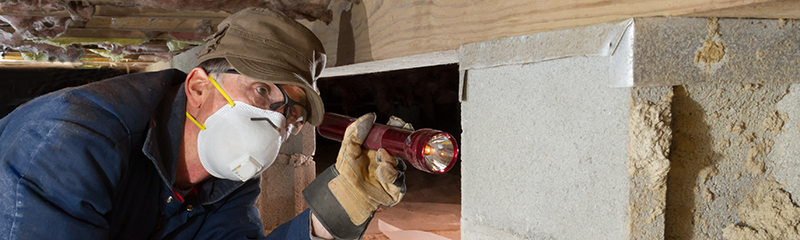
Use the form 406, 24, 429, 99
303, 166, 374, 240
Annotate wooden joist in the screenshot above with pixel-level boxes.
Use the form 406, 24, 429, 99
0, 6, 228, 19
81, 18, 222, 32
61, 28, 174, 40
93, 6, 229, 19
0, 11, 222, 37
0, 5, 225, 66
688, 0, 800, 18
0, 27, 205, 40
302, 0, 800, 69
2, 0, 798, 69
0, 57, 154, 71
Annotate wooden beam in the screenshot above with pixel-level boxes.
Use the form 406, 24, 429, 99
0, 6, 222, 39
302, 0, 799, 68
0, 26, 197, 39
81, 17, 221, 32
0, 16, 220, 32
0, 6, 219, 67
93, 6, 229, 19
46, 28, 172, 40
686, 0, 800, 18
0, 58, 153, 71
0, 6, 229, 19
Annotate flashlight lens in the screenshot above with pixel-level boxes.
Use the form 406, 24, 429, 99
423, 133, 455, 172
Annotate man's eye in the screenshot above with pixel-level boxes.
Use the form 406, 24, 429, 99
256, 86, 268, 96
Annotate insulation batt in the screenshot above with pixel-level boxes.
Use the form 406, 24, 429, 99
0, 0, 347, 61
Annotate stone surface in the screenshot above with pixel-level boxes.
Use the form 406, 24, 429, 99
461, 56, 631, 239
665, 83, 792, 239
258, 151, 316, 233
459, 17, 800, 240
259, 126, 316, 233
770, 84, 800, 198
628, 86, 673, 240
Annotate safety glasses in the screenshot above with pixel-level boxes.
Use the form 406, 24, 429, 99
208, 69, 309, 134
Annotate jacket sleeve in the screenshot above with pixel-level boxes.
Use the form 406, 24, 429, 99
0, 118, 127, 239
194, 177, 312, 240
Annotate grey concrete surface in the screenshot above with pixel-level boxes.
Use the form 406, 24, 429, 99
458, 17, 800, 240
461, 57, 631, 239
771, 84, 800, 197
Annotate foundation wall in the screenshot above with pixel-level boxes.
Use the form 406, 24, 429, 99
459, 17, 800, 239
666, 82, 800, 239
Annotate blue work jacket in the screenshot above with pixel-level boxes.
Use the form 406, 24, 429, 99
0, 69, 311, 239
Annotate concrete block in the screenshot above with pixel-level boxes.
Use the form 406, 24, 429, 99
459, 17, 800, 240
257, 152, 316, 232
258, 126, 316, 233
461, 57, 631, 239
628, 86, 672, 240
666, 83, 795, 239
770, 84, 800, 197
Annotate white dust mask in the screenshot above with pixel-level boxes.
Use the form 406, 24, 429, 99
186, 75, 289, 182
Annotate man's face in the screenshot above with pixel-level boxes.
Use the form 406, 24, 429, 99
212, 72, 309, 134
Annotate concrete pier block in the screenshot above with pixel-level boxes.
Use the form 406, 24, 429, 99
458, 17, 800, 239
258, 125, 317, 233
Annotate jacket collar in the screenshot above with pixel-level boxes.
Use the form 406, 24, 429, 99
142, 74, 247, 205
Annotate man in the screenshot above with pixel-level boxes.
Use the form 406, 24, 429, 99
0, 7, 404, 240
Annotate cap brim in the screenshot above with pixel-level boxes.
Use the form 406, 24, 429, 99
226, 56, 325, 126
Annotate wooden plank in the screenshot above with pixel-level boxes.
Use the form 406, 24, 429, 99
301, 0, 796, 68
3, 50, 156, 62
94, 6, 229, 19
0, 6, 228, 19
0, 16, 220, 32
0, 25, 189, 37
0, 58, 154, 71
48, 28, 172, 40
81, 17, 221, 31
685, 0, 800, 18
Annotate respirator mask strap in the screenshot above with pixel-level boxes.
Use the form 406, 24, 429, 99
188, 70, 292, 140
208, 73, 235, 107
185, 73, 237, 131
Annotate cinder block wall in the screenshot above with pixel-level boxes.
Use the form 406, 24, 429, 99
459, 17, 800, 239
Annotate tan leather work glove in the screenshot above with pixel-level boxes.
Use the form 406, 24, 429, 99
303, 113, 407, 240
329, 113, 406, 225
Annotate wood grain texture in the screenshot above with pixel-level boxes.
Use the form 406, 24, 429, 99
82, 18, 222, 32
686, 0, 800, 18
0, 6, 229, 19
301, 0, 795, 68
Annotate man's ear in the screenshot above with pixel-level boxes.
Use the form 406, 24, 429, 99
185, 67, 211, 109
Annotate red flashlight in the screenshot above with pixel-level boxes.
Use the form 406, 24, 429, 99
317, 112, 459, 174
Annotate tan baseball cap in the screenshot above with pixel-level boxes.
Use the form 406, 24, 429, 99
196, 7, 327, 126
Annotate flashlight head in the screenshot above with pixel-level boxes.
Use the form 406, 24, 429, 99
405, 129, 458, 174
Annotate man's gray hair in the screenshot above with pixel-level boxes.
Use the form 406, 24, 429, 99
197, 58, 231, 82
